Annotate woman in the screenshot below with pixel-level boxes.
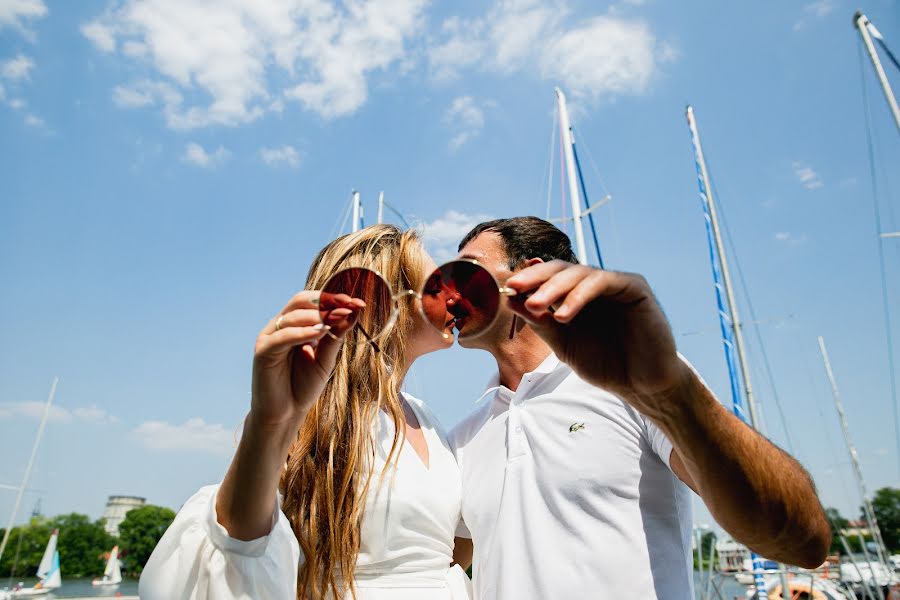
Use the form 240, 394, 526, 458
139, 225, 471, 600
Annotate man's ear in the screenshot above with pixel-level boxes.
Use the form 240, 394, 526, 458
524, 257, 544, 267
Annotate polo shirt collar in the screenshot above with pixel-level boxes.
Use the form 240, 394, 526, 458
477, 351, 563, 405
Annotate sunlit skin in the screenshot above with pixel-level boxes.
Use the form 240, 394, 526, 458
449, 230, 832, 572
217, 251, 457, 542
406, 256, 455, 363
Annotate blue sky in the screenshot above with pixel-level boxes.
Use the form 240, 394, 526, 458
1, 0, 899, 538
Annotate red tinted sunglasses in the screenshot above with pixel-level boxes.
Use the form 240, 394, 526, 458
318, 259, 518, 350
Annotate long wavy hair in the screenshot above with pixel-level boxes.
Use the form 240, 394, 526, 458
279, 224, 427, 600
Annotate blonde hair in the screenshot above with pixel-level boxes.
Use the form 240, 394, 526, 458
279, 224, 427, 600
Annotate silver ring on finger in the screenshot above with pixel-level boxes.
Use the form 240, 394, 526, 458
275, 315, 285, 331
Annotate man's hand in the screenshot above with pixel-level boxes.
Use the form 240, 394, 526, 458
507, 260, 831, 568
505, 260, 688, 417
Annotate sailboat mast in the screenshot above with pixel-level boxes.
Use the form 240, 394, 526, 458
351, 190, 362, 232
854, 12, 900, 133
686, 107, 762, 429
377, 191, 385, 224
555, 88, 589, 265
0, 377, 59, 564
687, 107, 785, 600
817, 336, 890, 569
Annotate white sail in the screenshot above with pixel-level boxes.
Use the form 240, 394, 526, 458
103, 546, 116, 576
92, 545, 122, 586
41, 551, 61, 589
35, 530, 58, 580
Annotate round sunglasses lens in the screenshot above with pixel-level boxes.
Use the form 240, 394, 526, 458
426, 261, 500, 339
320, 268, 393, 345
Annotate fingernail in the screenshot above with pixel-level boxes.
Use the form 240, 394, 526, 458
313, 324, 331, 331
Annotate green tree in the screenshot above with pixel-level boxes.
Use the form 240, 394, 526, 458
0, 517, 52, 578
693, 531, 717, 570
51, 513, 116, 578
118, 505, 175, 576
868, 487, 900, 552
0, 514, 113, 578
825, 507, 848, 554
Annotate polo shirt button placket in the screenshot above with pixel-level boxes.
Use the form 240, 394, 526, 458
507, 390, 528, 460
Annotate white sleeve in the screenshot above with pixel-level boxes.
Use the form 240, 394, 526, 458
643, 352, 717, 471
447, 426, 473, 540
138, 484, 301, 600
643, 417, 675, 470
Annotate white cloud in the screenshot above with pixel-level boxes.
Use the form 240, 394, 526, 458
418, 209, 494, 262
444, 96, 486, 151
794, 0, 833, 31
1, 54, 34, 80
181, 142, 230, 169
112, 83, 155, 108
540, 17, 656, 101
429, 3, 667, 104
0, 401, 72, 422
83, 0, 427, 128
7, 97, 25, 110
73, 404, 119, 424
774, 231, 808, 244
792, 161, 823, 189
427, 17, 487, 83
133, 417, 235, 455
260, 144, 301, 168
0, 401, 118, 423
23, 113, 44, 127
80, 21, 116, 53
0, 0, 47, 32
428, 0, 561, 82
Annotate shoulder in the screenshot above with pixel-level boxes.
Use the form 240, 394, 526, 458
401, 392, 448, 438
448, 397, 495, 454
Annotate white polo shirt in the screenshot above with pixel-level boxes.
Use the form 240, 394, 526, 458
449, 352, 694, 600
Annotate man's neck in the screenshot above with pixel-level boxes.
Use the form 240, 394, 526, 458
493, 328, 552, 391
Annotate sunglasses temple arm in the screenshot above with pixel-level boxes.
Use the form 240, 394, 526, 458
356, 322, 381, 353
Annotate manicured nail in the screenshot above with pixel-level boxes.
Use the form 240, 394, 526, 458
313, 324, 331, 331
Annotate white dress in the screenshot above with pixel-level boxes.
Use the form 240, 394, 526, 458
139, 394, 471, 600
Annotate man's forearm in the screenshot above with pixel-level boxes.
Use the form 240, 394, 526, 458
640, 365, 830, 568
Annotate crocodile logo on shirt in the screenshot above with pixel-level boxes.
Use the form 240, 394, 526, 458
569, 422, 585, 433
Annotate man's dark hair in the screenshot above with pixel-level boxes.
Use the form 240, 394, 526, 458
458, 216, 579, 270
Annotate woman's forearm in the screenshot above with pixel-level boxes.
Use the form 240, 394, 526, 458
216, 410, 305, 541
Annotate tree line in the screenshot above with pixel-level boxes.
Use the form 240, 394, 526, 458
693, 487, 900, 567
0, 505, 175, 580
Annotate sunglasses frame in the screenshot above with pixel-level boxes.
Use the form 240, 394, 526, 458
318, 258, 519, 347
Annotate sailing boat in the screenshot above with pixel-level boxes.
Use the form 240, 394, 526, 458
91, 545, 122, 587
9, 529, 61, 598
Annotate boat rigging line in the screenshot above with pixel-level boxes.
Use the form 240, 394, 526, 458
856, 18, 900, 480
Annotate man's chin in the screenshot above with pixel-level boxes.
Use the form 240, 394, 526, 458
455, 331, 480, 349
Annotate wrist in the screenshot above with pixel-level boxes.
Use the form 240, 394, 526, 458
242, 408, 307, 466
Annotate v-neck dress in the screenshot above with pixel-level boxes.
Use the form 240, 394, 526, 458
139, 393, 471, 600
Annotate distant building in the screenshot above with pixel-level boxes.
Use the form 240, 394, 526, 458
102, 495, 145, 536
716, 539, 750, 572
842, 519, 871, 538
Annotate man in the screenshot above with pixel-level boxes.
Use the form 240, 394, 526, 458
448, 216, 830, 599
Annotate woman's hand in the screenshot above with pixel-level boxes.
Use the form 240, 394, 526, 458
250, 290, 364, 431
